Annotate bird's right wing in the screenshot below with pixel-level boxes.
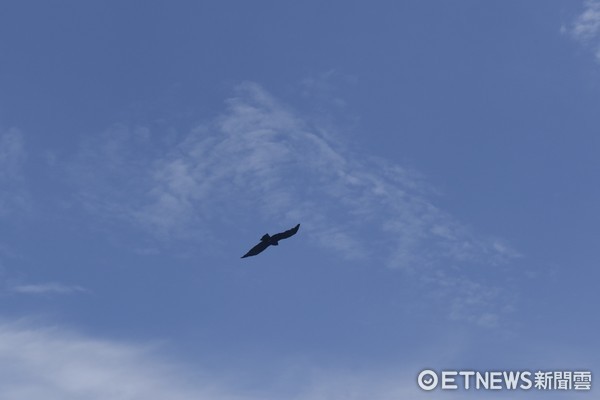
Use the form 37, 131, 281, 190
241, 240, 270, 258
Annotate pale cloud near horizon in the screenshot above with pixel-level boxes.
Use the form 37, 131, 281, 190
0, 322, 232, 400
0, 320, 565, 400
68, 82, 520, 326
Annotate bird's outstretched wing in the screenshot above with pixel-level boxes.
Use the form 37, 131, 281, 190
241, 240, 270, 258
271, 223, 300, 241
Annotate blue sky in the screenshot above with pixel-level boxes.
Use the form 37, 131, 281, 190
0, 1, 598, 398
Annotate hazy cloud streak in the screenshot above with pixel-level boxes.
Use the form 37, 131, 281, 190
12, 283, 88, 295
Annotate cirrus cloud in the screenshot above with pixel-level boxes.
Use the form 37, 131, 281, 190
69, 82, 521, 326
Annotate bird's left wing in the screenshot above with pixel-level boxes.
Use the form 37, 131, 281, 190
271, 223, 300, 241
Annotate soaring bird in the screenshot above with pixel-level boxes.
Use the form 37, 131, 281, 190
241, 224, 300, 258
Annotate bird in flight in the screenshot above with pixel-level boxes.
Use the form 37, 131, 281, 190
241, 223, 300, 258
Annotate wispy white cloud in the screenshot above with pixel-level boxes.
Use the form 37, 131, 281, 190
571, 0, 600, 40
424, 270, 515, 329
566, 0, 600, 62
69, 82, 521, 325
12, 282, 88, 295
137, 83, 517, 264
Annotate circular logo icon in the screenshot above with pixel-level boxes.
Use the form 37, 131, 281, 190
418, 369, 438, 391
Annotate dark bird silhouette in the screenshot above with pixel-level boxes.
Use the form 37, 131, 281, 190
241, 224, 300, 258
